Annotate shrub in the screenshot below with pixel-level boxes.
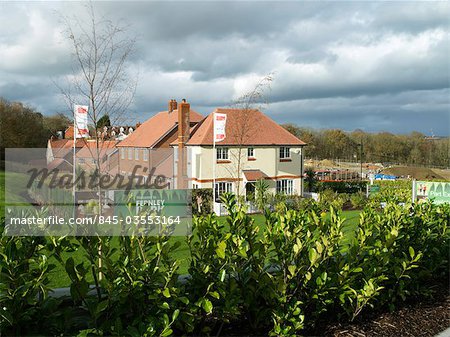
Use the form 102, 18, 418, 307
1, 193, 448, 336
192, 188, 213, 216
187, 193, 272, 334
315, 181, 366, 194
350, 192, 367, 209
319, 189, 347, 211
0, 234, 58, 335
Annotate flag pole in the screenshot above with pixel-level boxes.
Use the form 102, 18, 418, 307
212, 112, 216, 209
73, 106, 76, 221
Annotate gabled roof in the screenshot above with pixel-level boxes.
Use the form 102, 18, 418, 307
117, 109, 203, 148
186, 108, 306, 146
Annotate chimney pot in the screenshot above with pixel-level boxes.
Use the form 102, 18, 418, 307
168, 99, 177, 113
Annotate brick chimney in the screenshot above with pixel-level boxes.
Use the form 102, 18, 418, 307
168, 99, 177, 113
178, 99, 190, 146
177, 99, 190, 188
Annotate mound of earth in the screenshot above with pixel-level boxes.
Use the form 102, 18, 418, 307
382, 166, 448, 181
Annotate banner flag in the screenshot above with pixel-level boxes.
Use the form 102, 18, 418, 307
74, 105, 89, 138
213, 113, 227, 143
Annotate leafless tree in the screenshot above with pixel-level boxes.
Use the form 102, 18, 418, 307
224, 74, 273, 199
56, 2, 138, 285
56, 2, 137, 177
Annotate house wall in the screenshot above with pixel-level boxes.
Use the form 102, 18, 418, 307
117, 128, 178, 177
190, 146, 304, 195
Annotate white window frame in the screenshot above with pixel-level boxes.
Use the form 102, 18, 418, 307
280, 147, 291, 159
216, 147, 229, 160
143, 149, 148, 161
128, 148, 133, 160
135, 148, 139, 160
276, 179, 293, 195
121, 148, 125, 160
215, 182, 233, 201
247, 147, 254, 158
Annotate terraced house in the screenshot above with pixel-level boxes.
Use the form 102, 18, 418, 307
116, 99, 307, 200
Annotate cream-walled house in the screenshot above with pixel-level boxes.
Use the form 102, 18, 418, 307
114, 100, 306, 202
183, 108, 306, 200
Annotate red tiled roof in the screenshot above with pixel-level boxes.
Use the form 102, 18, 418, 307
76, 140, 118, 158
47, 158, 67, 171
64, 125, 92, 139
50, 138, 86, 149
48, 138, 87, 160
117, 109, 203, 148
186, 108, 306, 146
65, 126, 74, 139
243, 169, 268, 181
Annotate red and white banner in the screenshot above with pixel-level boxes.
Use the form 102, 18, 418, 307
213, 113, 227, 143
74, 105, 89, 138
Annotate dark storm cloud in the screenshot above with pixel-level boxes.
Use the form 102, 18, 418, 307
270, 89, 450, 134
0, 1, 448, 135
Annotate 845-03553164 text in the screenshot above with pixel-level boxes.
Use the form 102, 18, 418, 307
8, 215, 182, 226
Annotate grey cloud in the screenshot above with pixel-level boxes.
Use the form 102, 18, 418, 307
269, 89, 450, 135
0, 1, 448, 135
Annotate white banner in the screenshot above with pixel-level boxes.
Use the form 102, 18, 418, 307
213, 112, 227, 143
74, 105, 89, 138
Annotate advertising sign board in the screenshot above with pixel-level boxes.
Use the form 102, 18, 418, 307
414, 181, 450, 204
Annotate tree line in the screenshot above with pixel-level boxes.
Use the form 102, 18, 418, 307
282, 124, 450, 168
1, 97, 448, 169
0, 98, 70, 162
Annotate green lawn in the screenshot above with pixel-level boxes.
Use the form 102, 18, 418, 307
0, 170, 31, 219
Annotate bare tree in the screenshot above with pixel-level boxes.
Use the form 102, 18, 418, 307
56, 2, 138, 285
56, 2, 137, 172
224, 74, 273, 199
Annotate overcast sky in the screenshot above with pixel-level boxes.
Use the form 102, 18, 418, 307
0, 1, 449, 135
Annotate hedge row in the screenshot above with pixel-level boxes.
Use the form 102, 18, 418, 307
1, 196, 448, 336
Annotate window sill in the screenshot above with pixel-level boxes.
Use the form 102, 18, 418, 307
217, 160, 231, 164
248, 157, 256, 161
280, 158, 292, 162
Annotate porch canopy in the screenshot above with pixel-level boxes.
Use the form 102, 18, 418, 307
243, 169, 268, 182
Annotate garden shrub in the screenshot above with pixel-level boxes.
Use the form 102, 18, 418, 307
187, 193, 272, 334
319, 189, 347, 211
192, 188, 213, 216
350, 192, 367, 209
0, 234, 59, 335
369, 180, 412, 204
315, 181, 367, 194
0, 192, 448, 336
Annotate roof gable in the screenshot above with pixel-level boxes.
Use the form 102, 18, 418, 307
186, 108, 306, 146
